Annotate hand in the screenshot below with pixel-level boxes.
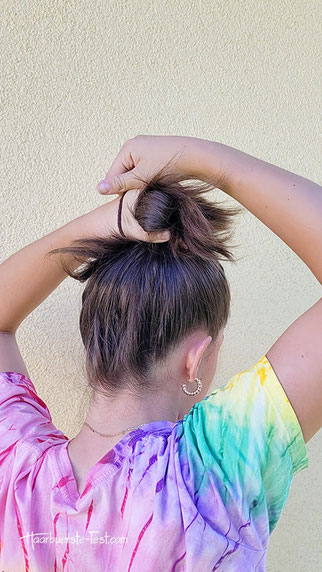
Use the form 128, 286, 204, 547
96, 135, 200, 195
119, 190, 171, 243
89, 191, 171, 243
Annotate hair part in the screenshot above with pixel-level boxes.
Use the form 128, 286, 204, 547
47, 163, 243, 397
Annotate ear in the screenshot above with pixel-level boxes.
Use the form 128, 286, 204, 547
185, 335, 213, 382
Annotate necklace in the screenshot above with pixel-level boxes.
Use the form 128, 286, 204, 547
83, 421, 149, 438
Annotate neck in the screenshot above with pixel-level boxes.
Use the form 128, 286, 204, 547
85, 386, 183, 435
69, 387, 185, 462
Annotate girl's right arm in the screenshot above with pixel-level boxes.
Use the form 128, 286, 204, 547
193, 138, 322, 284
98, 135, 322, 283
98, 135, 322, 444
193, 138, 322, 445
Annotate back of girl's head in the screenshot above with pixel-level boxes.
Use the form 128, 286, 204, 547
48, 164, 243, 397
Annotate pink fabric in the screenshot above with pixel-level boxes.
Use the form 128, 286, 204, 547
0, 358, 309, 571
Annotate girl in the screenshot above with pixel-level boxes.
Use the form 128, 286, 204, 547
0, 135, 321, 571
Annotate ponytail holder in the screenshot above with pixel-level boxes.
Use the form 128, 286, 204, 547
117, 192, 127, 238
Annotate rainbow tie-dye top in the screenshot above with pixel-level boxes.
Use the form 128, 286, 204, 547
0, 354, 309, 571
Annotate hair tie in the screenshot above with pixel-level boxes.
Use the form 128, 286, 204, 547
117, 192, 127, 237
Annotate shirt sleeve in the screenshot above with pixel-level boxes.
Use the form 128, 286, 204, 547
188, 354, 309, 534
0, 371, 69, 458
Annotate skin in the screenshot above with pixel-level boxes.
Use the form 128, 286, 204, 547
0, 191, 224, 494
1, 135, 321, 495
69, 328, 224, 492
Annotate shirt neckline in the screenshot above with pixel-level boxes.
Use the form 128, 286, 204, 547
54, 419, 177, 504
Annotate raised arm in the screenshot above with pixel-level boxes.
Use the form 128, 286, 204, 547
0, 201, 119, 335
98, 134, 322, 444
192, 138, 322, 444
99, 135, 322, 284
192, 138, 322, 284
0, 186, 170, 377
0, 189, 168, 337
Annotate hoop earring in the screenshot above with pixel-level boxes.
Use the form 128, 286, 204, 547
181, 377, 203, 396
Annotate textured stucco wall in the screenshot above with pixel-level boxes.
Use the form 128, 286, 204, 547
1, 1, 321, 569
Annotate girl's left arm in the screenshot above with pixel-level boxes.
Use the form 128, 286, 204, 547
0, 198, 120, 373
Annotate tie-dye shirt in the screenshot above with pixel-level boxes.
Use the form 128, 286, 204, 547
0, 354, 309, 571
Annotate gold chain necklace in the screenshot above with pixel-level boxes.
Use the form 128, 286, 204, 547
83, 421, 150, 438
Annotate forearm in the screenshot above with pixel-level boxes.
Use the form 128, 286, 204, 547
193, 138, 322, 284
0, 198, 120, 333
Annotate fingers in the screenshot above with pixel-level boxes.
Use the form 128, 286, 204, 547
97, 139, 141, 195
147, 230, 171, 243
97, 169, 143, 195
105, 140, 135, 181
122, 190, 171, 243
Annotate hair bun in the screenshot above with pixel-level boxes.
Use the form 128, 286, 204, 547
46, 164, 243, 282
131, 168, 242, 262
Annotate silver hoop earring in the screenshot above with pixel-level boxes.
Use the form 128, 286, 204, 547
181, 377, 203, 396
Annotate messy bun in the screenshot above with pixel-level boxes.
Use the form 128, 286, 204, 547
130, 170, 241, 261
47, 166, 243, 396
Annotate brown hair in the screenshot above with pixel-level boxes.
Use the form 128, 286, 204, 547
47, 165, 243, 397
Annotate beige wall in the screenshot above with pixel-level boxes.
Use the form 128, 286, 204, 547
1, 1, 321, 569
